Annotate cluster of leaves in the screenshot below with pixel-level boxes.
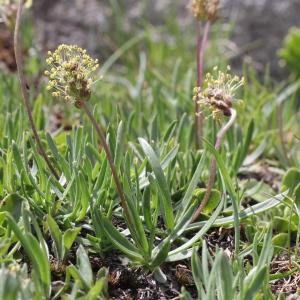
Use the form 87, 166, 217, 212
279, 27, 300, 78
0, 4, 300, 300
182, 228, 274, 300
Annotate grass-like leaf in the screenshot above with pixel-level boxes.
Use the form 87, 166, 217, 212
138, 138, 175, 229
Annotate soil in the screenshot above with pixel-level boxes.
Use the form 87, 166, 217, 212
238, 162, 282, 193
79, 250, 196, 300
25, 224, 300, 300
0, 23, 16, 71
270, 251, 300, 297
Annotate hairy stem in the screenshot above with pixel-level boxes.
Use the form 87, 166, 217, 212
82, 102, 132, 224
14, 0, 59, 180
192, 109, 237, 222
195, 21, 210, 149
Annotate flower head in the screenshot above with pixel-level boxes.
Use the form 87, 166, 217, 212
0, 0, 32, 25
45, 44, 99, 108
190, 0, 219, 22
0, 0, 32, 6
0, 0, 22, 28
193, 66, 244, 120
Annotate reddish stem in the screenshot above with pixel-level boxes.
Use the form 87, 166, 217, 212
192, 109, 237, 222
82, 102, 133, 229
195, 21, 211, 149
14, 0, 59, 180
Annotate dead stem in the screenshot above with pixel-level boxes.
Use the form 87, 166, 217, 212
14, 0, 59, 180
192, 109, 237, 222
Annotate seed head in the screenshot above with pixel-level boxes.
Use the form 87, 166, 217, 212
193, 66, 244, 120
45, 44, 99, 108
190, 0, 219, 22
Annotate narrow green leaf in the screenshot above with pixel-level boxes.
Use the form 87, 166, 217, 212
77, 245, 93, 288
272, 233, 289, 254
142, 186, 152, 230
32, 94, 44, 130
180, 287, 193, 300
167, 196, 225, 260
139, 138, 174, 229
257, 226, 273, 268
12, 141, 24, 175
187, 191, 288, 230
218, 253, 234, 300
150, 240, 171, 269
63, 227, 81, 252
94, 211, 144, 262
192, 188, 221, 215
123, 186, 149, 255
6, 214, 50, 296
66, 265, 88, 290
243, 140, 267, 166
86, 278, 106, 300
281, 167, 300, 194
0, 193, 24, 221
191, 248, 204, 296
139, 145, 178, 189
100, 33, 145, 76
176, 151, 207, 219
244, 266, 267, 300
47, 215, 64, 261
114, 121, 124, 167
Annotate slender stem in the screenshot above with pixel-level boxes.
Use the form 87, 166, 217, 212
192, 109, 237, 222
82, 102, 131, 222
198, 21, 210, 88
195, 21, 210, 149
14, 0, 59, 180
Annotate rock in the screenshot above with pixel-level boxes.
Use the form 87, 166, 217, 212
287, 295, 300, 300
32, 0, 108, 53
222, 0, 300, 77
31, 0, 300, 77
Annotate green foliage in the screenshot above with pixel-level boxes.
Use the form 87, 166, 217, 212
6, 210, 51, 298
279, 27, 300, 76
46, 214, 81, 262
183, 227, 274, 300
0, 265, 33, 300
192, 188, 221, 215
281, 167, 300, 194
0, 2, 299, 299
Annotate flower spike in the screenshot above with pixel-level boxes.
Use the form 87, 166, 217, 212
191, 0, 219, 22
193, 66, 244, 121
45, 44, 99, 108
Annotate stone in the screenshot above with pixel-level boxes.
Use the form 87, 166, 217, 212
31, 0, 300, 77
